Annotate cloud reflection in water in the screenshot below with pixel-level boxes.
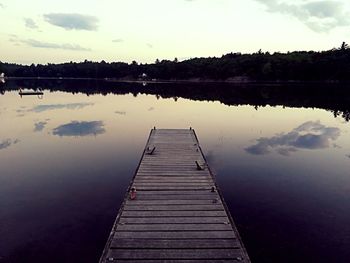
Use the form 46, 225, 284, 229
34, 121, 48, 132
31, 103, 94, 112
0, 138, 20, 150
52, 121, 105, 137
245, 121, 341, 156
115, 111, 126, 115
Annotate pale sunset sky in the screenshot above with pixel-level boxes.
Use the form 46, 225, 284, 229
0, 0, 350, 64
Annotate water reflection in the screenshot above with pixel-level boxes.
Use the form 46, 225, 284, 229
52, 121, 106, 137
15, 103, 93, 118
0, 80, 350, 263
245, 121, 341, 156
1, 79, 350, 122
34, 121, 48, 132
31, 103, 94, 112
16, 106, 27, 117
0, 138, 20, 150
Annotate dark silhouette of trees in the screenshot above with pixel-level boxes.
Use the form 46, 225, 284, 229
2, 44, 350, 81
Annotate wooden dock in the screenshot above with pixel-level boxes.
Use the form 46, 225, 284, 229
100, 128, 250, 263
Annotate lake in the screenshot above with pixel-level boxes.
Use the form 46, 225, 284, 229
1, 80, 350, 262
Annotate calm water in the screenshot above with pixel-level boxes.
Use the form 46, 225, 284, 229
1, 80, 350, 262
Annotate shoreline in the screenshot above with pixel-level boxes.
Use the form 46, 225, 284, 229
2, 76, 349, 84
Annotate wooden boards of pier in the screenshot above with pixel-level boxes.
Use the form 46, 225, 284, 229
100, 128, 250, 263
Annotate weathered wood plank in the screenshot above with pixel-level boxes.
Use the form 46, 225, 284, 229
133, 183, 213, 186
137, 173, 209, 177
138, 190, 219, 197
134, 180, 213, 184
107, 260, 240, 263
137, 168, 205, 172
123, 204, 224, 211
113, 231, 236, 239
134, 176, 212, 180
124, 200, 222, 205
107, 248, 243, 259
116, 223, 232, 231
110, 239, 240, 249
135, 194, 220, 200
131, 186, 214, 191
122, 211, 227, 217
118, 217, 230, 224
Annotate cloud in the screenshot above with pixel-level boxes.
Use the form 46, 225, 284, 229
0, 139, 20, 150
333, 143, 341, 149
112, 39, 124, 43
148, 107, 155, 111
0, 3, 4, 8
24, 18, 38, 29
115, 110, 126, 115
0, 139, 11, 150
245, 121, 341, 156
53, 121, 105, 137
146, 43, 153, 48
30, 103, 94, 112
15, 106, 28, 116
254, 0, 350, 32
44, 13, 99, 31
16, 103, 93, 116
8, 34, 18, 43
276, 147, 298, 156
21, 39, 91, 51
34, 121, 48, 132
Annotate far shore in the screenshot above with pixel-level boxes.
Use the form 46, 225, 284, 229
2, 76, 349, 84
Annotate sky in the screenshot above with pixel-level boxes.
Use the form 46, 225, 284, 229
0, 0, 350, 64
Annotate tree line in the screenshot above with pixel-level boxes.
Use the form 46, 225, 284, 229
1, 43, 350, 81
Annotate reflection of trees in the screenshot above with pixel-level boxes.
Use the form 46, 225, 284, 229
1, 79, 350, 122
333, 110, 350, 122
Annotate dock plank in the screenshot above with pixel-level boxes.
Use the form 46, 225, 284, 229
113, 231, 236, 239
121, 210, 228, 217
99, 129, 250, 263
110, 239, 241, 249
124, 200, 222, 205
107, 248, 244, 260
107, 260, 240, 263
115, 223, 233, 231
119, 217, 230, 224
123, 204, 224, 211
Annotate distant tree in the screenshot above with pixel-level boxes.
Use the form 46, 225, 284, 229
174, 57, 178, 63
341, 42, 349, 50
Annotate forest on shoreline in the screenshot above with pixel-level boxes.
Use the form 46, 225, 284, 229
1, 43, 350, 81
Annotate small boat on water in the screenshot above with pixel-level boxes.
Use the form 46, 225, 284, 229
19, 88, 44, 98
0, 73, 5, 83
